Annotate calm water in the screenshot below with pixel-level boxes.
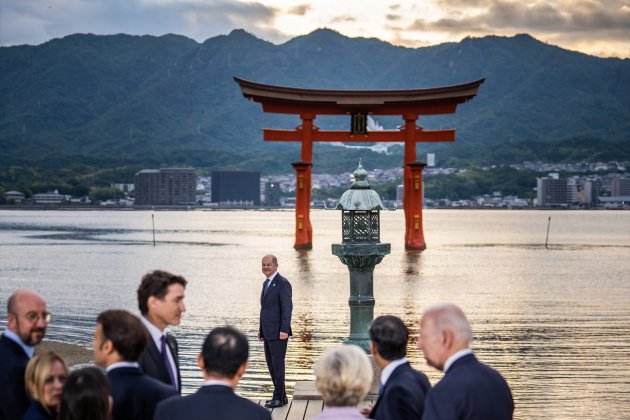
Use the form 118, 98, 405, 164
1, 209, 629, 419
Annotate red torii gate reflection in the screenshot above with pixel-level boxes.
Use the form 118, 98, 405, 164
235, 77, 484, 250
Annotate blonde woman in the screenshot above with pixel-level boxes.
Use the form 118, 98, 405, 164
313, 344, 373, 420
22, 351, 68, 420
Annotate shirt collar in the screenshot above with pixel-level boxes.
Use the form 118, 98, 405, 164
106, 361, 140, 373
203, 378, 233, 387
267, 272, 278, 282
380, 357, 408, 386
2, 329, 35, 358
444, 348, 473, 372
141, 316, 167, 347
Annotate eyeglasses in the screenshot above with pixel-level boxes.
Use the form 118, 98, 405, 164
44, 374, 67, 385
23, 311, 52, 323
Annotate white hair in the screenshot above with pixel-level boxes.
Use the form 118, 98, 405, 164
314, 344, 372, 407
422, 303, 473, 343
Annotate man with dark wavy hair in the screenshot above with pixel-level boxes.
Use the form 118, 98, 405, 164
154, 326, 271, 420
94, 309, 176, 420
136, 270, 187, 391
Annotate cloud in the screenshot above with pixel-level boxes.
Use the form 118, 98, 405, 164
287, 4, 311, 16
386, 14, 402, 21
410, 0, 630, 34
330, 15, 357, 23
0, 0, 281, 46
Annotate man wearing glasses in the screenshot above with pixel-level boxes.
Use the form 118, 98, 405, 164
0, 289, 50, 420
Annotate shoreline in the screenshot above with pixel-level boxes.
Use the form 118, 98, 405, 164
38, 340, 93, 367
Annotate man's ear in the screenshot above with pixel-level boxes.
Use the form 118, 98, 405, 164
442, 329, 455, 350
235, 362, 248, 380
102, 339, 115, 356
7, 312, 17, 330
197, 353, 205, 370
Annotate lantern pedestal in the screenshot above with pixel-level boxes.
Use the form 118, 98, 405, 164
332, 243, 391, 351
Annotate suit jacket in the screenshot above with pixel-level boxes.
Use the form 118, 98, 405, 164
370, 362, 431, 420
0, 334, 31, 420
259, 273, 293, 340
422, 353, 514, 420
21, 402, 54, 420
137, 331, 181, 391
154, 385, 271, 420
107, 366, 177, 420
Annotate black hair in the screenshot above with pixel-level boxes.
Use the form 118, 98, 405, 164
202, 326, 249, 378
97, 310, 147, 362
58, 367, 111, 420
369, 315, 409, 361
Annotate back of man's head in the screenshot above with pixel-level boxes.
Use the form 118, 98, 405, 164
96, 310, 147, 362
137, 270, 187, 316
422, 303, 473, 344
201, 326, 249, 379
369, 315, 408, 361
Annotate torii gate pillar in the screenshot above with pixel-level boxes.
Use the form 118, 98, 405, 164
292, 161, 313, 249
405, 162, 427, 250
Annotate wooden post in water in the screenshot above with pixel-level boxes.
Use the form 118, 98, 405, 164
151, 213, 156, 247
545, 216, 551, 249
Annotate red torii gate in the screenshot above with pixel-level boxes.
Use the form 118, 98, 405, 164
235, 77, 484, 250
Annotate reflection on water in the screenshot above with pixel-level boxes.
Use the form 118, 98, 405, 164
1, 209, 630, 419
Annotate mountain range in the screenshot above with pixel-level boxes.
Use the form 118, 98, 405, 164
1, 28, 629, 175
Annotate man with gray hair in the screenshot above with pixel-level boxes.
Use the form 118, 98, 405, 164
417, 303, 513, 420
0, 289, 50, 420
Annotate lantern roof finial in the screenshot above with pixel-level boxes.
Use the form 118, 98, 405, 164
337, 161, 384, 210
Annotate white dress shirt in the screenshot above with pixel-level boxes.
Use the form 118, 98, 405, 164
106, 361, 140, 373
444, 348, 474, 373
380, 357, 409, 387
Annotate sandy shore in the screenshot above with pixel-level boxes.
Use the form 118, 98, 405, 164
39, 340, 93, 367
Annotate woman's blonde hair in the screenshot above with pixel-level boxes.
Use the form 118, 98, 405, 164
314, 344, 372, 407
25, 350, 68, 402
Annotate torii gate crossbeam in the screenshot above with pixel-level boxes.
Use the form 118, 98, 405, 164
235, 77, 484, 250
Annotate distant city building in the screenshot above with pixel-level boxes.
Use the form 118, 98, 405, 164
396, 184, 404, 208
4, 190, 25, 203
211, 171, 261, 206
264, 182, 282, 206
33, 190, 66, 204
134, 168, 197, 205
537, 177, 568, 207
427, 153, 436, 167
611, 177, 630, 196
111, 183, 135, 193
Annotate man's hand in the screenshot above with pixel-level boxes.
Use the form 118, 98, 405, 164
279, 331, 289, 340
360, 404, 373, 417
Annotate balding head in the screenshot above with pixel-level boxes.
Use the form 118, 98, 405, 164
6, 289, 49, 346
417, 303, 472, 371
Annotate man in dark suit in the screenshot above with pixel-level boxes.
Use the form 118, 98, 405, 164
259, 254, 293, 408
136, 270, 187, 392
0, 289, 49, 420
367, 315, 431, 420
155, 326, 271, 420
93, 309, 177, 420
418, 303, 514, 420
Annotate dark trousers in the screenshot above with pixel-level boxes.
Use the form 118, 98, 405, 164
263, 339, 288, 400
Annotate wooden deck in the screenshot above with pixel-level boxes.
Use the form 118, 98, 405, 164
254, 381, 377, 420
255, 398, 375, 420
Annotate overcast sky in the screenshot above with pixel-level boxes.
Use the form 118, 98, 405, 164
1, 0, 629, 58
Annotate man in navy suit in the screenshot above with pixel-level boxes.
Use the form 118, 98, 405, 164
93, 309, 177, 420
0, 289, 49, 420
136, 270, 187, 392
259, 254, 293, 408
418, 303, 514, 420
154, 326, 271, 420
367, 315, 431, 420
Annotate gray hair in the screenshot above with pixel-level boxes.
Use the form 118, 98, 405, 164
314, 344, 372, 407
422, 303, 473, 343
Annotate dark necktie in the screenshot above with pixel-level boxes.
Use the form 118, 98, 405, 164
160, 335, 177, 389
263, 278, 271, 295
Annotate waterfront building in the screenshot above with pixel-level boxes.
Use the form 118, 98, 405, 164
211, 171, 261, 206
134, 168, 197, 205
611, 177, 630, 196
536, 177, 569, 207
33, 190, 66, 204
264, 182, 282, 206
4, 190, 25, 203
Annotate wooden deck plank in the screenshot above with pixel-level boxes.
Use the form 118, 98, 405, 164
271, 401, 292, 420
285, 400, 308, 420
303, 400, 323, 420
